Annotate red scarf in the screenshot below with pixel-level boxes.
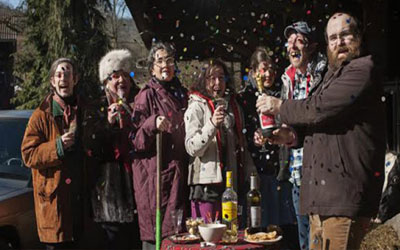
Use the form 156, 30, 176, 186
189, 92, 246, 188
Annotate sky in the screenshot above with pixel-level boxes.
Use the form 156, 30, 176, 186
0, 0, 132, 18
0, 0, 21, 8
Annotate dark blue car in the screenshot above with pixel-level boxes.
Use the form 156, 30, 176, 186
0, 110, 40, 249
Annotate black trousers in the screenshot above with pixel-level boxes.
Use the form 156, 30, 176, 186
101, 222, 141, 249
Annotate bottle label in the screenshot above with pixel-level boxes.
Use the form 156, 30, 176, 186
250, 206, 261, 228
259, 113, 275, 129
222, 201, 237, 222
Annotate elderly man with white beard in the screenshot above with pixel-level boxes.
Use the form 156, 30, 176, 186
255, 12, 386, 250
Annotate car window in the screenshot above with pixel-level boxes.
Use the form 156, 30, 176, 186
0, 118, 31, 181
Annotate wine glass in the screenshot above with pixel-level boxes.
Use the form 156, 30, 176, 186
256, 128, 268, 153
170, 209, 183, 235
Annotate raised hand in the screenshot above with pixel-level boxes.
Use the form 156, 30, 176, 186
211, 105, 226, 127
156, 116, 171, 132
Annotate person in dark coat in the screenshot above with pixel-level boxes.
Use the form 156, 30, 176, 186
256, 12, 386, 249
82, 49, 140, 249
130, 41, 189, 250
238, 47, 296, 230
255, 21, 327, 250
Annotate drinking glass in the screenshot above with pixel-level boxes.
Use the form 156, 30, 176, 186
170, 209, 183, 235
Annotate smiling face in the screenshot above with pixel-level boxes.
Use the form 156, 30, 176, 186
254, 61, 275, 88
51, 62, 77, 98
326, 13, 361, 70
152, 49, 175, 82
287, 33, 312, 71
106, 70, 132, 99
205, 66, 226, 98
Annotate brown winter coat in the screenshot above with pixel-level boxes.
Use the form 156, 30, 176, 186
280, 55, 386, 218
21, 94, 83, 243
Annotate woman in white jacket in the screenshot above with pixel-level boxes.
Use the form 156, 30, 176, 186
184, 59, 255, 225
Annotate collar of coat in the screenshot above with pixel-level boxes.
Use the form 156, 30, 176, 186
282, 52, 327, 98
189, 91, 246, 170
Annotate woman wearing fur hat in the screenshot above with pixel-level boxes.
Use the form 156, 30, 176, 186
130, 41, 188, 249
82, 49, 140, 249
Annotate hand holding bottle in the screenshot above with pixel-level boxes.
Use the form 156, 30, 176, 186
256, 94, 282, 116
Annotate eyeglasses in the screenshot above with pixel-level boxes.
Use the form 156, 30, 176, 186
54, 71, 71, 78
154, 57, 175, 67
328, 30, 354, 46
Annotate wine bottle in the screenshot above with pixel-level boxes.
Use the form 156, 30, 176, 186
256, 73, 276, 138
222, 171, 238, 242
247, 173, 262, 231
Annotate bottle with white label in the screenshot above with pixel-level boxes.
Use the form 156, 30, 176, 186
247, 173, 262, 231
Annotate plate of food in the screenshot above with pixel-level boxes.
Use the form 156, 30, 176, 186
169, 233, 200, 244
244, 228, 282, 245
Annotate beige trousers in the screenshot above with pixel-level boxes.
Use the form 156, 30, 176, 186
309, 215, 370, 250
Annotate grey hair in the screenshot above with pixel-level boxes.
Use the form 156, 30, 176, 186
147, 41, 176, 74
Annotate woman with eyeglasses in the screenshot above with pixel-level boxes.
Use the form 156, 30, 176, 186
184, 59, 255, 225
130, 41, 188, 250
82, 49, 140, 249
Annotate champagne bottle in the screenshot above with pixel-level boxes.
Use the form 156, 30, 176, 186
256, 73, 276, 138
247, 173, 262, 232
222, 171, 238, 242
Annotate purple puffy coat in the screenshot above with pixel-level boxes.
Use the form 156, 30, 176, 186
130, 77, 189, 241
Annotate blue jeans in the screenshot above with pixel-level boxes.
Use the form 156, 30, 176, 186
292, 183, 309, 250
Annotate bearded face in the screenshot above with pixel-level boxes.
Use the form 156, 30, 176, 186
326, 13, 362, 71
327, 35, 361, 71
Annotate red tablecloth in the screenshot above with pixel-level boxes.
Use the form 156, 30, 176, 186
161, 231, 280, 250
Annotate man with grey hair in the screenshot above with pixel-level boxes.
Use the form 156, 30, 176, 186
255, 20, 327, 249
256, 12, 385, 249
21, 58, 84, 249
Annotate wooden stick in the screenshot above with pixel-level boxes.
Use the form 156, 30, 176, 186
156, 133, 163, 250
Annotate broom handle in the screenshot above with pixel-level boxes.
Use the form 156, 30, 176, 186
156, 133, 162, 250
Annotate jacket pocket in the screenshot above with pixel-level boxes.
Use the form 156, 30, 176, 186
38, 168, 60, 202
37, 197, 59, 229
332, 135, 348, 175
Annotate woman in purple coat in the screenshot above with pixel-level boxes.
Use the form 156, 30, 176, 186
130, 42, 188, 249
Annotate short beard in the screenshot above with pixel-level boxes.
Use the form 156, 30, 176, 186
327, 41, 361, 71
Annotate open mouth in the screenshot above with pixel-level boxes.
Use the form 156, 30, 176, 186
290, 51, 301, 59
161, 71, 169, 79
213, 89, 223, 96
